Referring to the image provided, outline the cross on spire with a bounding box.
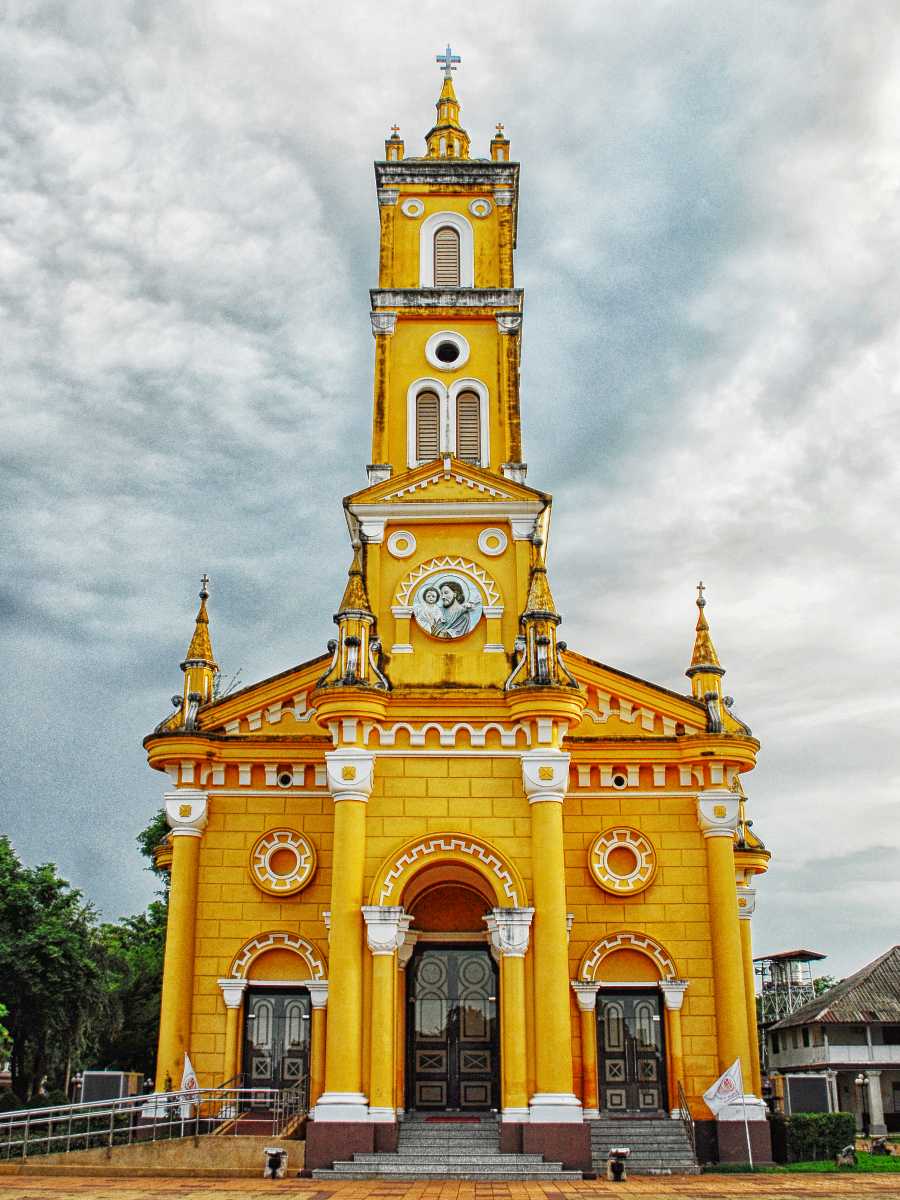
[696,580,706,607]
[436,44,461,79]
[390,124,400,137]
[200,573,210,598]
[495,122,505,136]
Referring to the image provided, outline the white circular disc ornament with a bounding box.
[478,528,508,557]
[401,198,425,218]
[387,530,417,559]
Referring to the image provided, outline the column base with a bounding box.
[582,1107,599,1119]
[501,1107,530,1123]
[305,1120,375,1171]
[529,1092,583,1123]
[368,1105,396,1123]
[311,1091,370,1122]
[715,1095,768,1122]
[716,1113,773,1165]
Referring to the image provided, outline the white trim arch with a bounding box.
[449,378,490,467]
[420,211,474,287]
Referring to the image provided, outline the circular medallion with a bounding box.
[412,571,483,640]
[387,530,417,559]
[401,198,425,218]
[469,198,493,218]
[477,527,508,557]
[588,828,657,896]
[249,829,317,896]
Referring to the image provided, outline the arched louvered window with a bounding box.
[415,390,441,462]
[455,390,481,464]
[433,226,461,287]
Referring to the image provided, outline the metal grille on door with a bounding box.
[243,990,311,1095]
[597,990,666,1113]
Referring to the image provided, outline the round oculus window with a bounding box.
[588,828,657,896]
[425,330,470,371]
[249,829,317,896]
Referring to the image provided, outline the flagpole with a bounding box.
[742,1090,753,1170]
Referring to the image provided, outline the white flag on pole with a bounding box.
[179,1052,199,1118]
[702,1058,743,1115]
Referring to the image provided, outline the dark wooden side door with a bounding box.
[408,946,498,1111]
[597,990,667,1113]
[243,989,310,1093]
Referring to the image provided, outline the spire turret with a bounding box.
[685,581,725,704]
[316,543,388,691]
[426,46,470,159]
[180,575,217,726]
[505,538,579,692]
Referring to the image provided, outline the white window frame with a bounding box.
[407,377,489,469]
[420,211,474,288]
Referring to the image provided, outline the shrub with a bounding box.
[784,1112,857,1162]
[0,1091,23,1113]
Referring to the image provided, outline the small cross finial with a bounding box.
[696,580,706,607]
[390,124,400,137]
[200,574,210,599]
[495,122,505,137]
[436,44,461,80]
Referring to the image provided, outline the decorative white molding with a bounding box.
[377,187,399,206]
[521,749,570,805]
[164,790,208,838]
[377,834,523,906]
[529,1093,582,1123]
[366,463,392,485]
[359,518,386,543]
[659,979,689,1011]
[325,748,375,802]
[365,720,529,749]
[496,313,522,334]
[478,527,508,557]
[401,197,424,217]
[396,556,500,607]
[697,789,740,839]
[580,932,677,982]
[370,311,397,336]
[487,906,534,957]
[419,210,474,287]
[736,885,757,920]
[229,931,326,981]
[312,1092,370,1122]
[494,188,514,206]
[588,827,657,895]
[379,471,517,504]
[387,530,416,559]
[571,981,600,1012]
[509,516,537,541]
[397,933,418,970]
[306,980,329,1009]
[362,905,412,955]
[238,764,252,786]
[218,978,248,1009]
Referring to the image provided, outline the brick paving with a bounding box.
[1,1177,900,1199]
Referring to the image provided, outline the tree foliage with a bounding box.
[0,837,110,1098]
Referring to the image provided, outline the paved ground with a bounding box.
[1,1177,900,1199]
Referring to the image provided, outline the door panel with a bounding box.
[408,947,498,1111]
[243,990,311,1094]
[597,990,666,1113]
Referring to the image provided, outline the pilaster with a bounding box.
[571,983,600,1118]
[363,907,411,1122]
[659,980,689,1114]
[489,907,534,1120]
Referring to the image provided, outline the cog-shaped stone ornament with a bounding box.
[588,827,657,895]
[249,829,317,896]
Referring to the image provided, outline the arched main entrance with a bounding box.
[368,833,529,1115]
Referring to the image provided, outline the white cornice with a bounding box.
[347,500,543,523]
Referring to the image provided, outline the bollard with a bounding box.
[263,1146,288,1179]
[606,1146,630,1182]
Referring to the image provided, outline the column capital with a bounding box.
[325,748,375,802]
[659,978,689,1010]
[866,1069,882,1078]
[306,980,329,1009]
[377,187,399,206]
[697,789,740,838]
[487,907,534,957]
[217,978,248,1009]
[571,981,600,1012]
[496,312,522,334]
[521,749,570,804]
[736,885,756,919]
[164,790,208,837]
[397,932,418,970]
[362,905,412,955]
[370,311,397,336]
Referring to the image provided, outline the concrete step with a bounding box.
[314,1167,581,1180]
[349,1153,552,1165]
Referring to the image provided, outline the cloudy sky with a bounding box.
[2,1,898,980]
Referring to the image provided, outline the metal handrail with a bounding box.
[0,1083,308,1161]
[677,1080,696,1159]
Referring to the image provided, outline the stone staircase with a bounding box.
[312,1114,582,1180]
[589,1116,699,1175]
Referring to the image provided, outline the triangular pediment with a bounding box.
[347,458,547,508]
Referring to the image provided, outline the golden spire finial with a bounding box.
[338,542,371,613]
[689,580,721,669]
[426,45,470,159]
[184,575,216,666]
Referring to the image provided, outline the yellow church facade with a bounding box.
[145,56,771,1170]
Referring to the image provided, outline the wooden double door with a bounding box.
[243,989,310,1092]
[407,946,499,1111]
[597,990,667,1113]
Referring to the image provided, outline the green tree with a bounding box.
[0,837,110,1098]
[813,975,839,996]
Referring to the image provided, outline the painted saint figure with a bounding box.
[432,579,476,639]
[417,586,442,635]
[412,573,482,639]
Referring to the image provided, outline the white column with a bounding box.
[867,1070,886,1135]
